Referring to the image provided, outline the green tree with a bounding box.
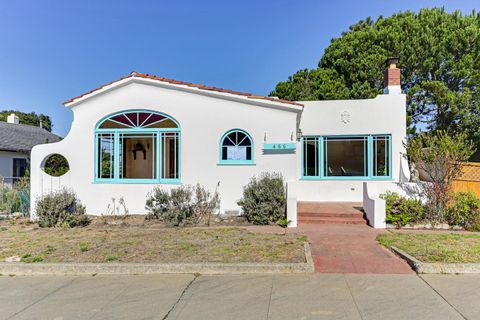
[0,110,52,132]
[271,8,480,138]
[406,130,475,223]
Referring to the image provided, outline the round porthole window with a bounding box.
[42,154,69,177]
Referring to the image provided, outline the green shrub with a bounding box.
[380,191,425,228]
[277,218,291,235]
[446,192,480,231]
[105,254,119,262]
[191,183,220,226]
[79,242,90,252]
[4,190,20,214]
[35,188,90,228]
[20,254,43,263]
[237,172,286,225]
[145,184,220,227]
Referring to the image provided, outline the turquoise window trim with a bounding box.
[301,136,321,177]
[93,110,181,184]
[93,178,181,185]
[300,177,394,182]
[96,128,181,133]
[114,132,120,180]
[218,128,254,165]
[96,109,181,130]
[217,162,256,166]
[301,134,392,181]
[372,135,392,179]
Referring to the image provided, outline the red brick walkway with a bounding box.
[246,222,414,274]
[297,224,414,274]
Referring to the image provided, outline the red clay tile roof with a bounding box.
[63,72,303,107]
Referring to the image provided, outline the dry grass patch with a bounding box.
[377,232,480,263]
[0,222,306,264]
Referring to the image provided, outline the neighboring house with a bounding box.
[0,114,60,183]
[30,58,410,227]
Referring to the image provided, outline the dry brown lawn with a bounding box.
[0,218,307,264]
[377,232,480,263]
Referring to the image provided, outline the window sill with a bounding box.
[93,179,181,185]
[217,163,256,166]
[300,177,393,181]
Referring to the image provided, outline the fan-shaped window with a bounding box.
[219,129,254,165]
[95,110,180,183]
[98,111,178,129]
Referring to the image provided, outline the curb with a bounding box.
[391,246,480,274]
[0,243,314,276]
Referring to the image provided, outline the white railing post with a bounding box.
[286,181,298,227]
[363,182,386,229]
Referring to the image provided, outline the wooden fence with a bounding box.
[451,162,480,197]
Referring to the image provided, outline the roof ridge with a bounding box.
[64,72,303,107]
[0,120,52,132]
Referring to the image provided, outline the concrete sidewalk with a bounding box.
[0,273,477,319]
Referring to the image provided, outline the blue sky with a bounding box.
[0,0,478,136]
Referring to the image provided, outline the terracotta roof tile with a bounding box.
[64,72,303,107]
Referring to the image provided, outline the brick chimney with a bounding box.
[383,57,401,94]
[7,113,19,124]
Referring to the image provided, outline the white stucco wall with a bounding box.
[31,80,300,217]
[0,151,29,180]
[297,93,408,202]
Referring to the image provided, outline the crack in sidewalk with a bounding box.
[418,275,468,320]
[6,277,78,320]
[343,275,365,320]
[265,277,274,320]
[161,274,199,320]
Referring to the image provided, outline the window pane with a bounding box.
[162,133,179,179]
[120,133,157,179]
[303,138,318,176]
[237,132,247,145]
[125,112,138,126]
[226,132,237,145]
[144,118,177,129]
[246,146,252,160]
[324,137,367,177]
[110,114,134,127]
[226,146,247,160]
[13,158,27,178]
[99,119,131,129]
[98,134,115,179]
[373,136,390,177]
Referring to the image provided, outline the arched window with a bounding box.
[95,110,180,183]
[219,129,254,165]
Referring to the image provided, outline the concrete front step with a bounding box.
[298,212,364,218]
[298,217,368,225]
[297,201,367,225]
[298,202,363,212]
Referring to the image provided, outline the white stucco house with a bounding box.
[30,58,410,227]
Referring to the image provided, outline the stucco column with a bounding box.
[286,180,297,227]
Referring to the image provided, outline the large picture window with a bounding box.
[95,110,180,183]
[324,137,368,177]
[302,135,391,179]
[219,129,253,165]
